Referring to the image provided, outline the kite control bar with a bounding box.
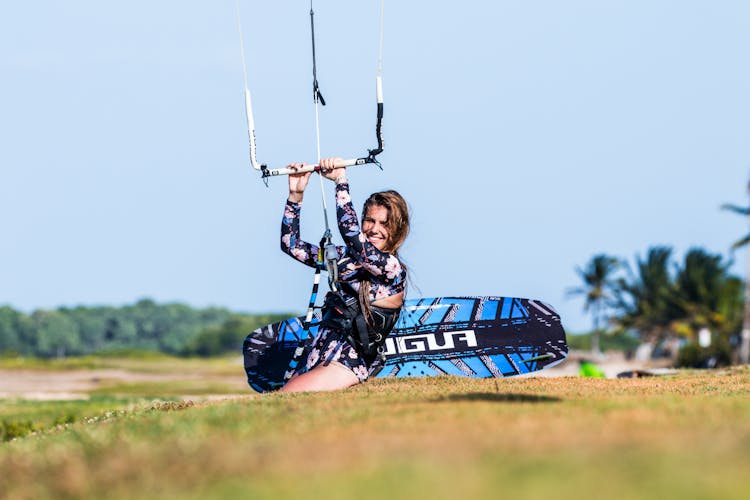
[239,1,385,181]
[243,75,384,179]
[259,155,381,178]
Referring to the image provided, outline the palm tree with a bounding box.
[675,248,739,340]
[615,246,677,345]
[568,254,621,355]
[722,178,750,364]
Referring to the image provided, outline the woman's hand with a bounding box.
[320,157,347,184]
[287,163,312,203]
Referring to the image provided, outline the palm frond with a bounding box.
[721,203,750,216]
[730,234,750,250]
[565,286,587,298]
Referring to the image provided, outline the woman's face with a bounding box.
[362,205,390,251]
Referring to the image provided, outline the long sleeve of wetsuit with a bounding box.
[334,182,405,285]
[280,199,319,269]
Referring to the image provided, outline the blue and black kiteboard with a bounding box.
[243,296,568,393]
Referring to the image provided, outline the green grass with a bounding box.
[0,396,140,441]
[1,364,750,499]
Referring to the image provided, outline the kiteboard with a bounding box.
[243,296,568,393]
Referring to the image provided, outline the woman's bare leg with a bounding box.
[280,362,359,393]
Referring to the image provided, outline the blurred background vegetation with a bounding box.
[568,176,750,369]
[0,298,290,359]
[570,245,743,368]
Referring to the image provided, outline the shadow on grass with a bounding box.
[433,392,562,403]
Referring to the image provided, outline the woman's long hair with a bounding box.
[358,190,410,320]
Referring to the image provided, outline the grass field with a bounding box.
[1,357,749,499]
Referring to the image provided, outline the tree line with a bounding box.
[570,246,743,366]
[0,298,291,358]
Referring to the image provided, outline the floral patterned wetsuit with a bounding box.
[281,182,406,381]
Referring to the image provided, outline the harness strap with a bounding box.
[320,292,399,365]
[354,313,372,361]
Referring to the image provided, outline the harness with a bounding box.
[321,291,399,366]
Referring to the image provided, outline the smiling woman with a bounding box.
[279,157,410,392]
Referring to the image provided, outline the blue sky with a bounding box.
[2,1,749,332]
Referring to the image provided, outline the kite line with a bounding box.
[236,1,385,179]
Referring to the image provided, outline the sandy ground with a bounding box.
[0,368,247,401]
[0,351,673,401]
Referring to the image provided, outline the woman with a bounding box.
[280,157,409,392]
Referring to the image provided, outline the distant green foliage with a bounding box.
[573,247,743,354]
[0,299,292,358]
[0,305,28,354]
[567,254,621,354]
[183,313,291,357]
[677,339,733,368]
[568,330,641,353]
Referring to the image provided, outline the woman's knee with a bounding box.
[280,363,359,392]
